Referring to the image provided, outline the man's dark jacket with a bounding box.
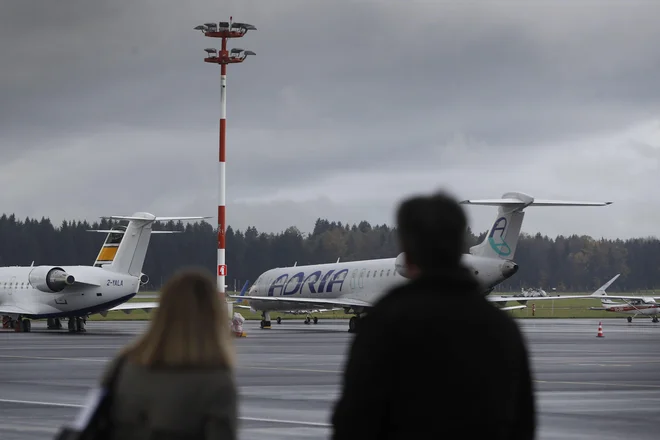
[331,265,535,440]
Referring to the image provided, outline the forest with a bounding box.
[0,213,657,292]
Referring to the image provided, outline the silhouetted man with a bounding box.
[331,191,535,440]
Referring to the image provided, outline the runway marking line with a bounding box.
[575,363,632,367]
[0,355,339,373]
[534,380,660,388]
[0,399,330,427]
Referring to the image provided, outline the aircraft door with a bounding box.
[7,276,16,306]
[358,269,365,289]
[350,270,357,292]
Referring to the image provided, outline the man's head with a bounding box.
[396,191,468,277]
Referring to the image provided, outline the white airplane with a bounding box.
[0,212,206,333]
[586,275,660,323]
[487,273,622,309]
[229,191,612,332]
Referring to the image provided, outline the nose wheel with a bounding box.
[260,311,272,329]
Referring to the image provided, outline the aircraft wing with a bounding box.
[228,295,372,310]
[233,303,342,313]
[0,304,35,315]
[586,295,660,301]
[487,295,592,303]
[102,301,159,315]
[499,305,527,311]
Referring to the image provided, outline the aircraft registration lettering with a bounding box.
[268,269,348,296]
[106,279,124,287]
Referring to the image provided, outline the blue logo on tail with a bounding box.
[488,217,511,257]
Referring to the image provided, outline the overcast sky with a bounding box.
[2,0,659,240]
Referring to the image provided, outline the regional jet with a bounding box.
[229,191,612,332]
[0,212,206,333]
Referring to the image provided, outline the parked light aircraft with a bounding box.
[0,212,206,333]
[586,275,660,322]
[229,191,612,332]
[487,273,622,309]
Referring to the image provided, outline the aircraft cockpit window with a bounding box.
[380,270,384,277]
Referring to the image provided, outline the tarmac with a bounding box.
[1,318,660,440]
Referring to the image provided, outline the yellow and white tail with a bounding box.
[88,213,209,277]
[460,192,612,261]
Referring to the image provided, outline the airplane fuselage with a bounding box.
[245,253,518,312]
[0,265,139,319]
[603,302,660,316]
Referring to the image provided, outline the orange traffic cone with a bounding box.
[597,321,604,337]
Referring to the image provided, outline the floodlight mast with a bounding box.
[195,17,256,295]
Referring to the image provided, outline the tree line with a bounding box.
[0,213,656,292]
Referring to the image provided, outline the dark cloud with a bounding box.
[1,1,660,239]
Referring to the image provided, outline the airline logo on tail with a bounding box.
[488,217,511,257]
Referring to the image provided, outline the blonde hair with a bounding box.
[121,267,235,369]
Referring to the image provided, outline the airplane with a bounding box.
[0,212,206,333]
[486,273,622,309]
[228,191,612,332]
[586,275,660,323]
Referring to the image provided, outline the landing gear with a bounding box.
[260,311,271,329]
[68,317,87,333]
[304,315,319,325]
[276,317,282,324]
[627,316,633,323]
[348,315,363,333]
[5,317,32,332]
[47,318,63,329]
[653,317,659,323]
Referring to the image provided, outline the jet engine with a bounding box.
[28,266,75,293]
[394,253,410,279]
[139,273,149,285]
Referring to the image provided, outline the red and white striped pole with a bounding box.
[195,19,256,295]
[218,35,228,294]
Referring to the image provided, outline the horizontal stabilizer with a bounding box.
[460,198,612,207]
[87,230,181,234]
[100,215,210,221]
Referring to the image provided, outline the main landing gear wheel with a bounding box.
[627,317,633,323]
[47,318,63,329]
[653,317,659,323]
[68,317,87,333]
[349,316,362,333]
[10,318,31,332]
[304,316,319,325]
[276,317,282,324]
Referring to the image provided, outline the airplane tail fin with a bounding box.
[460,192,612,261]
[231,281,250,305]
[590,273,620,305]
[88,214,209,277]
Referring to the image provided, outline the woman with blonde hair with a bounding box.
[95,267,237,439]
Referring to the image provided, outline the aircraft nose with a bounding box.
[502,260,519,278]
